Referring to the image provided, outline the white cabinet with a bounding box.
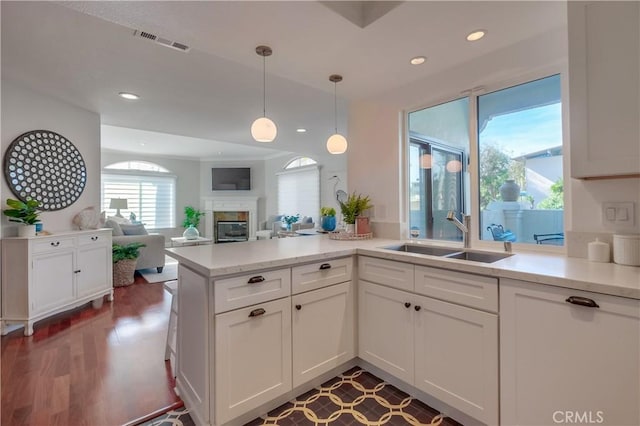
[359,280,415,384]
[215,297,292,425]
[501,279,640,426]
[292,281,354,388]
[1,230,113,336]
[569,1,640,178]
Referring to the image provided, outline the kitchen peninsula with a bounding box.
[167,236,640,426]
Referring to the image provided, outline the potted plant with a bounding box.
[112,242,146,287]
[282,214,300,231]
[320,207,337,231]
[339,192,372,232]
[183,206,205,240]
[3,198,41,237]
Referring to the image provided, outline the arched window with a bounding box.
[102,161,176,228]
[277,157,319,221]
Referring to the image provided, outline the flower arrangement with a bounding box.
[339,192,372,224]
[282,214,300,228]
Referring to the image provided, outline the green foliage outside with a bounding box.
[479,144,525,210]
[538,179,564,210]
[183,206,205,228]
[3,198,41,225]
[112,242,146,263]
[339,192,372,224]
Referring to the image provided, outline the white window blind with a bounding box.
[277,166,320,221]
[102,171,176,228]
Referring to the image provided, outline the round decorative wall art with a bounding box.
[3,130,87,211]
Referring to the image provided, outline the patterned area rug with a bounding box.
[142,368,461,426]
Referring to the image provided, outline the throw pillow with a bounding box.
[107,215,130,225]
[120,223,148,236]
[105,219,124,236]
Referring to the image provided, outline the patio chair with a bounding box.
[487,224,516,242]
[534,233,564,245]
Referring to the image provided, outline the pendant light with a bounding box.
[326,74,347,154]
[251,45,277,142]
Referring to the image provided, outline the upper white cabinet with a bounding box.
[569,1,640,178]
[501,279,640,426]
[1,230,113,336]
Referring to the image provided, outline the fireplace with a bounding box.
[216,221,248,243]
[202,197,258,241]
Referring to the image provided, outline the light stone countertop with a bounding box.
[166,235,640,300]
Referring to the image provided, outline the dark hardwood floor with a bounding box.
[1,274,181,426]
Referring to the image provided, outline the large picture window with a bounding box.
[102,161,176,228]
[277,158,319,220]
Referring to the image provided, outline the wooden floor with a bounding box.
[1,274,181,426]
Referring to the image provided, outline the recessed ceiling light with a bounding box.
[466,30,486,42]
[118,92,140,100]
[410,56,426,65]
[140,143,146,146]
[296,128,307,133]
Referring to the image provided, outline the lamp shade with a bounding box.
[326,133,347,155]
[109,198,128,210]
[251,117,277,142]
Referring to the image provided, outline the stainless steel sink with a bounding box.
[383,244,460,257]
[444,250,513,263]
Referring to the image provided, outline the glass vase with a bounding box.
[183,224,200,240]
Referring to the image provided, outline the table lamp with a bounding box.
[109,198,128,218]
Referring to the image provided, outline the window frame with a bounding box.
[403,65,568,253]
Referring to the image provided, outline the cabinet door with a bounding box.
[32,251,75,315]
[215,297,292,425]
[569,1,640,177]
[413,294,498,425]
[501,279,640,426]
[358,280,414,384]
[292,281,354,388]
[76,244,111,298]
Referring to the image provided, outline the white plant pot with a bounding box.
[18,224,36,237]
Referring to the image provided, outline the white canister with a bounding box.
[613,234,640,266]
[588,238,610,263]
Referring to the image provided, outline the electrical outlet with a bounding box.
[602,202,635,229]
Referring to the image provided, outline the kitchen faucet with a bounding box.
[446,210,471,249]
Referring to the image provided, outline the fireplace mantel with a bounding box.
[202,197,258,241]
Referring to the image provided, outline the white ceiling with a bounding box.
[1,1,567,160]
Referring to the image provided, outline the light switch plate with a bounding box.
[602,202,635,229]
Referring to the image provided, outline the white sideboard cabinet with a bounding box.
[569,1,640,178]
[501,279,640,426]
[1,229,113,336]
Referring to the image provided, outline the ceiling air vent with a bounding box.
[133,30,191,53]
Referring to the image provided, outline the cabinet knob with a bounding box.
[404,302,411,309]
[247,275,265,284]
[91,236,99,241]
[295,304,302,310]
[74,269,81,274]
[414,305,421,311]
[248,308,266,318]
[566,296,599,308]
[50,241,60,247]
[319,263,332,270]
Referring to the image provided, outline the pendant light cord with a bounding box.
[262,54,266,117]
[333,81,338,133]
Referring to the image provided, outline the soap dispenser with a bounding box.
[588,238,610,263]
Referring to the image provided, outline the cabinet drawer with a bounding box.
[214,268,290,313]
[291,257,352,294]
[358,256,414,292]
[77,232,110,246]
[414,265,497,312]
[32,237,75,254]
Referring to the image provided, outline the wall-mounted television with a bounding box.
[211,167,251,190]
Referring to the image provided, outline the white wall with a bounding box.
[1,79,101,235]
[101,150,201,239]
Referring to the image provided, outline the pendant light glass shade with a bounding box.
[251,117,277,142]
[252,45,277,143]
[327,133,347,154]
[327,74,347,154]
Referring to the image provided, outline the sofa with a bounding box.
[105,219,166,273]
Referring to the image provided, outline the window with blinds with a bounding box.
[277,165,319,221]
[101,170,176,228]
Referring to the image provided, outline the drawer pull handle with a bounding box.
[319,263,332,270]
[249,308,266,318]
[404,302,411,309]
[566,296,599,308]
[50,241,60,247]
[295,304,302,310]
[414,305,422,311]
[74,270,81,274]
[248,276,265,284]
[91,236,99,241]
